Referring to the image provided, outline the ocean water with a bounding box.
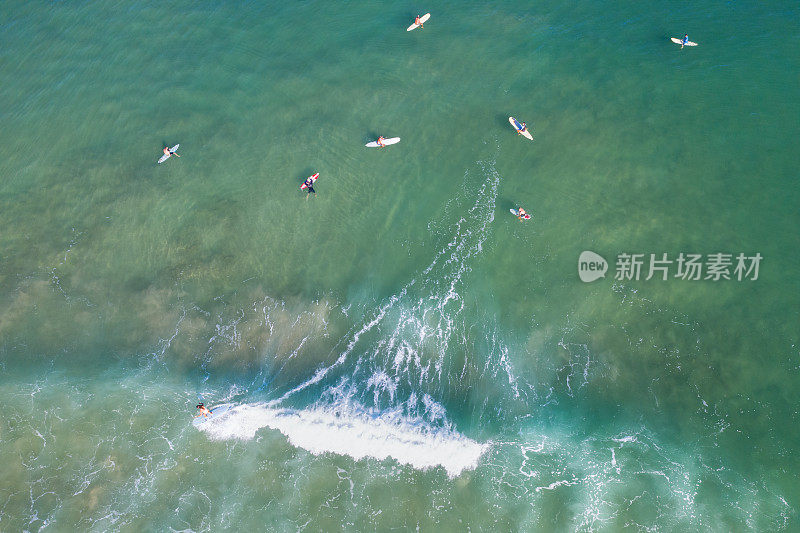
[1,0,799,530]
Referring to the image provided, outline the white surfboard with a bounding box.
[192,403,234,427]
[509,117,533,140]
[365,137,401,148]
[407,13,430,31]
[671,37,698,46]
[300,172,319,189]
[158,144,179,163]
[510,208,531,220]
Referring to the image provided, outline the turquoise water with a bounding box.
[2,1,799,530]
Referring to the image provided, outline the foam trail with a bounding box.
[198,403,488,478]
[268,285,412,406]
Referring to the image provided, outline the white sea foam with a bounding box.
[199,403,488,478]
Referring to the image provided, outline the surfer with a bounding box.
[517,122,528,136]
[377,136,386,148]
[163,145,180,158]
[517,207,529,221]
[681,34,689,49]
[196,403,212,418]
[303,175,316,198]
[415,15,424,29]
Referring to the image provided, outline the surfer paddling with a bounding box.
[195,403,212,418]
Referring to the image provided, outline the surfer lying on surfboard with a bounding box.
[196,403,212,418]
